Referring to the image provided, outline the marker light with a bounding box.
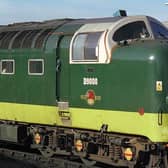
[34,133,41,144]
[75,140,83,152]
[124,148,133,161]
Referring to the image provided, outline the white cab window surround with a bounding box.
[1,59,15,75]
[106,16,153,50]
[72,32,102,62]
[70,16,153,64]
[70,22,113,64]
[112,21,150,42]
[28,59,44,75]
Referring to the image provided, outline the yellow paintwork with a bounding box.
[0,102,59,125]
[0,102,168,142]
[71,108,168,142]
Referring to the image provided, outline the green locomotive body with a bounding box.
[0,15,168,167]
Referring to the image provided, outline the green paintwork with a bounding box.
[57,35,72,101]
[0,49,56,105]
[69,40,168,114]
[0,23,82,106]
[0,18,168,143]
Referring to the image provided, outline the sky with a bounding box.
[0,0,168,25]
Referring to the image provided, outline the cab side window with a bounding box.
[113,21,149,42]
[28,59,44,75]
[1,60,15,75]
[72,32,102,61]
[149,18,168,39]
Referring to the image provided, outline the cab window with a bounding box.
[113,21,149,42]
[28,59,44,75]
[72,32,102,61]
[149,17,168,39]
[1,60,15,75]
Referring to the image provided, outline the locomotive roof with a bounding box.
[0,15,151,50]
[0,16,124,32]
[0,19,72,32]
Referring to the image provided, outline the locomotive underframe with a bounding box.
[0,121,167,168]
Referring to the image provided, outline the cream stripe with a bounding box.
[0,102,167,142]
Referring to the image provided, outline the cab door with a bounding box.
[56,35,72,126]
[56,35,71,101]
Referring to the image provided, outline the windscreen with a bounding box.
[113,21,149,42]
[148,17,168,39]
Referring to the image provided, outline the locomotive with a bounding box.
[0,12,168,167]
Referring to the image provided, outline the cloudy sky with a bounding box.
[0,0,168,25]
